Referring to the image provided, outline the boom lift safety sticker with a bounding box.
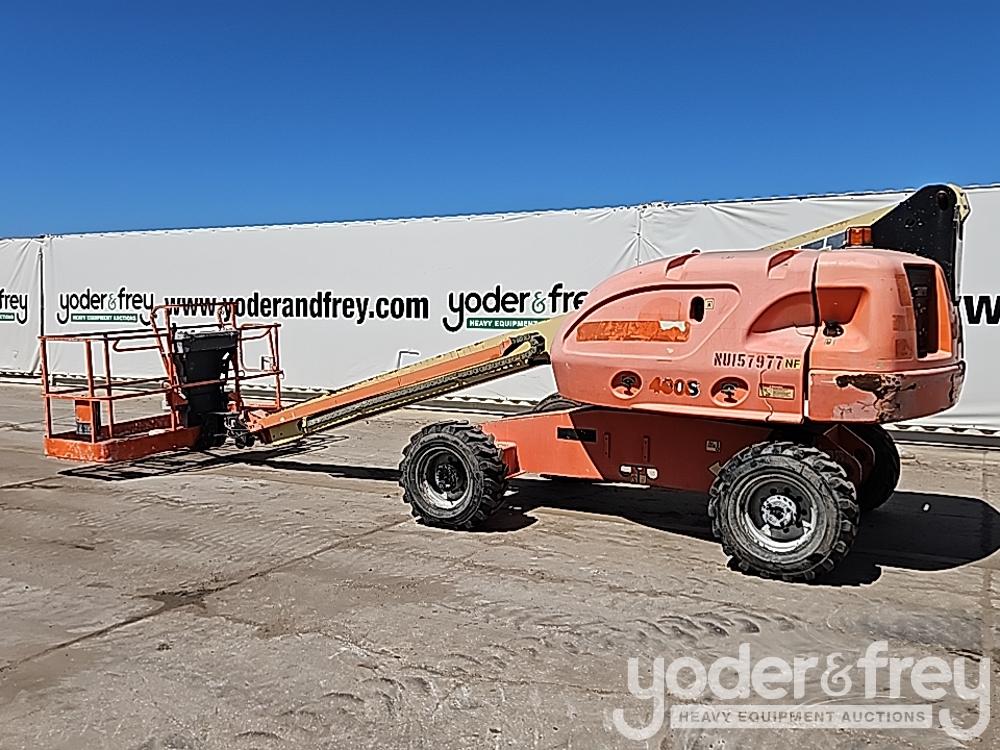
[759,383,796,400]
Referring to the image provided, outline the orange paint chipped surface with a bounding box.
[576,320,690,343]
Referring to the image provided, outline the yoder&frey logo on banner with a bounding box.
[0,289,29,325]
[442,283,588,332]
[56,287,155,325]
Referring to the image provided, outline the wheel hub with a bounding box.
[415,446,471,511]
[741,477,817,553]
[434,462,461,492]
[761,494,798,529]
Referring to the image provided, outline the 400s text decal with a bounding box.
[649,377,700,397]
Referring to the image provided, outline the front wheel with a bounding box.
[399,421,508,529]
[708,441,859,582]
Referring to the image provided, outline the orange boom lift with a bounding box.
[39,185,968,580]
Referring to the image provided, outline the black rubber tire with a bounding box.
[193,415,227,450]
[530,393,581,413]
[708,440,860,582]
[850,424,900,512]
[399,421,508,529]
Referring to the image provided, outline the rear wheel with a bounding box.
[850,424,900,512]
[708,441,859,582]
[399,421,508,528]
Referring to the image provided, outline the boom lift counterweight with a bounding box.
[39,185,969,581]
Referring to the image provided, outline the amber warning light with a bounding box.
[846,226,873,247]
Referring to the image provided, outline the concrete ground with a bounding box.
[1,381,999,750]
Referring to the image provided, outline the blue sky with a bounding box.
[2,1,998,236]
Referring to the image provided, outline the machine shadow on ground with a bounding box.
[57,437,342,481]
[502,480,1000,586]
[61,440,1000,587]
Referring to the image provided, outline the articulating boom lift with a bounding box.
[40,185,969,581]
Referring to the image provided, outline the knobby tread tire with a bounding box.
[851,424,901,512]
[708,440,859,583]
[399,421,508,529]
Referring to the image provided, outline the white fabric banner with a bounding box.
[0,238,42,374]
[638,192,907,259]
[932,187,1000,428]
[44,207,639,399]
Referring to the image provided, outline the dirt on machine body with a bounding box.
[38,184,968,582]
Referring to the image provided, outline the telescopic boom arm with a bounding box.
[245,317,565,444]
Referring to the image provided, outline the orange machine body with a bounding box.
[548,246,963,426]
[482,244,963,493]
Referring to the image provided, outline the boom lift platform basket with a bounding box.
[39,305,283,462]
